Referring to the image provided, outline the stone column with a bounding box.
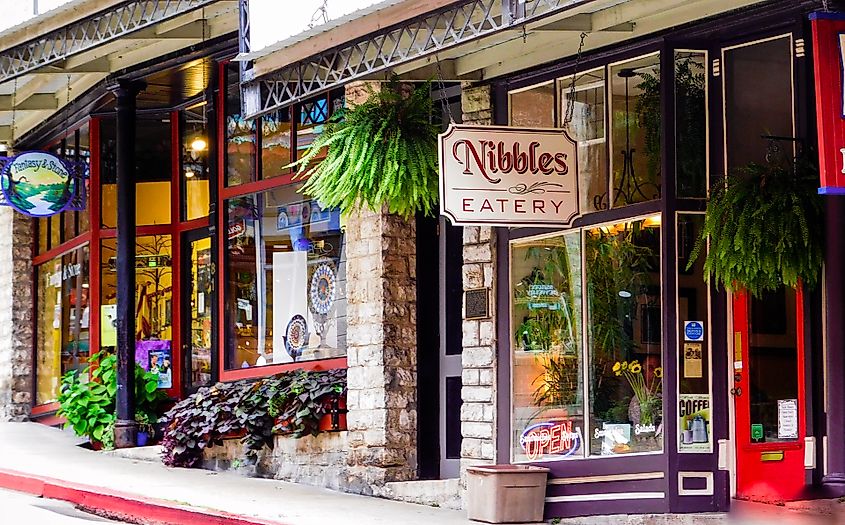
[344,81,418,494]
[459,84,499,481]
[0,207,33,421]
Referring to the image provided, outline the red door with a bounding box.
[731,287,806,502]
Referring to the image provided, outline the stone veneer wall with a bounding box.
[0,207,34,421]
[342,81,418,494]
[459,83,499,479]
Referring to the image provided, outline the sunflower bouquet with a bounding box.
[612,360,663,426]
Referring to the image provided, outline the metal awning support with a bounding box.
[0,0,219,84]
[241,0,606,118]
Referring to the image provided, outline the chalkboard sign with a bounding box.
[465,288,490,320]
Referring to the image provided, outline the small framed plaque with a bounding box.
[465,288,490,320]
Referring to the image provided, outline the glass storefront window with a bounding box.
[100,117,173,228]
[182,104,211,221]
[560,68,609,212]
[100,236,173,384]
[675,52,708,199]
[586,217,662,455]
[224,183,347,368]
[511,232,585,462]
[35,245,90,405]
[261,109,292,179]
[225,62,256,186]
[509,82,555,127]
[610,54,661,206]
[509,216,663,462]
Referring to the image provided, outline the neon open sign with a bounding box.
[519,420,582,460]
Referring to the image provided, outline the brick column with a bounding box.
[459,84,499,479]
[343,81,418,494]
[0,207,34,421]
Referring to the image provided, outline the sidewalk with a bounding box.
[0,422,841,525]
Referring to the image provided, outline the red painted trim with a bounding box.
[176,217,210,232]
[0,469,288,525]
[219,358,347,382]
[220,172,298,200]
[97,225,173,239]
[30,402,60,416]
[217,60,228,378]
[32,234,92,266]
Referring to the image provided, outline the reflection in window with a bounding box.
[261,109,292,179]
[509,82,555,127]
[100,236,174,388]
[586,217,662,455]
[182,104,211,221]
[675,52,708,199]
[511,233,584,462]
[610,54,661,206]
[226,62,256,186]
[35,246,90,405]
[225,183,347,368]
[560,68,609,212]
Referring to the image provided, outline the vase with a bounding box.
[137,431,149,447]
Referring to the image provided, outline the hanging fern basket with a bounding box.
[292,79,439,219]
[689,158,824,297]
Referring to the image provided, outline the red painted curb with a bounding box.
[0,468,288,525]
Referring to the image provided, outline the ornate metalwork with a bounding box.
[243,0,589,118]
[0,0,218,84]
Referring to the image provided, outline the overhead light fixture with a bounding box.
[643,215,661,228]
[0,143,8,153]
[190,137,207,152]
[185,170,195,179]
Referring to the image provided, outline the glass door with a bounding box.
[182,229,215,394]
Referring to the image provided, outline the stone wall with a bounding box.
[460,84,499,479]
[0,207,34,422]
[342,81,419,495]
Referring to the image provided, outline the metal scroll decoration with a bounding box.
[0,151,88,217]
[284,315,308,361]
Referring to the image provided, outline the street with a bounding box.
[0,488,124,524]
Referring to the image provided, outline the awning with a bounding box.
[240,0,768,120]
[0,0,238,146]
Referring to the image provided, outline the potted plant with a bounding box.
[292,77,439,219]
[688,154,824,295]
[135,412,155,447]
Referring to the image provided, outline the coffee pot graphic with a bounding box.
[691,415,709,443]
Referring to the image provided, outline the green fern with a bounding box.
[292,78,439,219]
[688,156,824,296]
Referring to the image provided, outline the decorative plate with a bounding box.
[309,263,336,315]
[284,315,308,361]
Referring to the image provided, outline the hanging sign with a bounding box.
[811,12,845,194]
[0,151,79,217]
[438,124,579,227]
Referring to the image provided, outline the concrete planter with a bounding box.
[466,464,549,523]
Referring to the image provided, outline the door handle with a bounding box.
[730,387,742,397]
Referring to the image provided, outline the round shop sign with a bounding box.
[684,321,704,342]
[1,151,74,217]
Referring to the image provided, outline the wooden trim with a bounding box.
[219,357,347,382]
[32,234,92,266]
[30,402,60,416]
[220,172,298,200]
[217,60,228,376]
[252,0,457,78]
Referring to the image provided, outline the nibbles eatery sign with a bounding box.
[438,125,579,227]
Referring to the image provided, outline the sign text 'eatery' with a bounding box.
[438,125,580,227]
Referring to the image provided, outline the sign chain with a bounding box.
[563,32,589,128]
[435,54,456,124]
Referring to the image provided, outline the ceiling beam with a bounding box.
[0,94,57,111]
[123,19,208,40]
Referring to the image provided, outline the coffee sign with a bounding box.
[438,125,579,227]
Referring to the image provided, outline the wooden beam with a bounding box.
[0,94,57,111]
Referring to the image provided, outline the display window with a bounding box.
[35,245,91,405]
[510,215,663,462]
[224,183,347,369]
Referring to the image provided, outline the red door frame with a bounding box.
[731,286,807,502]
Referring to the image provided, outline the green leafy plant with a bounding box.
[57,349,166,449]
[293,78,439,219]
[688,157,824,296]
[161,369,346,468]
